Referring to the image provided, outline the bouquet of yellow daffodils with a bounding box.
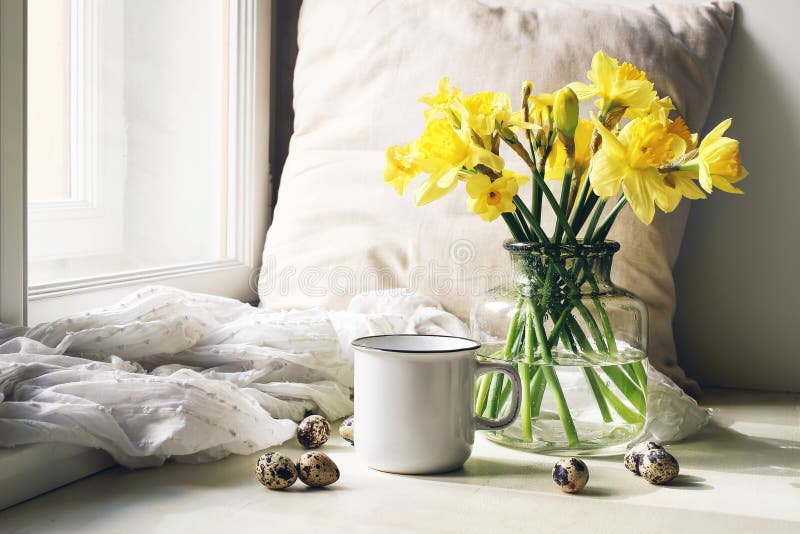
[384,51,746,447]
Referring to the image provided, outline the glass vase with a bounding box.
[472,241,648,455]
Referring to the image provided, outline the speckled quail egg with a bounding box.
[639,448,680,485]
[339,415,354,445]
[624,441,664,475]
[297,451,340,488]
[255,452,298,490]
[296,415,331,449]
[552,457,589,493]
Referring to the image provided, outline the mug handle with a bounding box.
[473,360,522,431]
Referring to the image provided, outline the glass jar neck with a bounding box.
[505,241,618,295]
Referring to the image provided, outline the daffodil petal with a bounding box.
[465,173,491,197]
[567,82,598,101]
[610,80,654,109]
[591,114,626,160]
[587,150,623,197]
[698,160,714,194]
[704,118,732,142]
[414,173,458,205]
[590,51,617,95]
[465,148,505,173]
[621,170,656,224]
[435,165,461,189]
[710,175,745,194]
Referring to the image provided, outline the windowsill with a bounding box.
[0,443,113,510]
[1,388,798,531]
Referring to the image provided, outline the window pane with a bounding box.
[27,0,69,202]
[27,0,230,286]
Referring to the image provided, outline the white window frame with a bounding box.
[27,0,122,263]
[25,0,272,325]
[0,0,272,509]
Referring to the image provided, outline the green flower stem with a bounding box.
[474,373,493,416]
[587,277,618,354]
[601,365,646,414]
[529,167,578,245]
[502,133,576,245]
[593,373,645,424]
[592,196,628,243]
[519,309,536,441]
[567,171,592,222]
[552,262,646,413]
[503,300,524,357]
[566,317,646,415]
[575,192,600,235]
[496,377,513,414]
[582,367,614,423]
[583,198,608,244]
[588,286,645,388]
[475,348,504,415]
[572,322,644,423]
[475,300,523,415]
[532,169,543,224]
[513,196,549,243]
[529,365,547,418]
[559,326,613,423]
[554,164,575,244]
[582,209,651,399]
[545,260,611,355]
[559,320,617,424]
[529,299,579,446]
[621,364,640,386]
[518,363,534,440]
[546,307,573,347]
[501,212,528,242]
[632,361,648,388]
[578,302,610,353]
[485,364,546,422]
[538,255,606,356]
[485,371,507,418]
[515,211,534,241]
[533,136,554,225]
[484,304,524,418]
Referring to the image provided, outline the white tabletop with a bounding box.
[2,389,799,534]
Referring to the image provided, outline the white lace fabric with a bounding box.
[0,286,707,468]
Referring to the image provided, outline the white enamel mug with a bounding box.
[351,334,522,474]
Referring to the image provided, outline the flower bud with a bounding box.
[553,87,579,138]
[522,80,534,100]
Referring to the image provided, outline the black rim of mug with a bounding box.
[351,334,481,354]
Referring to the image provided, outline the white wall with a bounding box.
[672,0,800,392]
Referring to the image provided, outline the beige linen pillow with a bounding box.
[259,0,734,396]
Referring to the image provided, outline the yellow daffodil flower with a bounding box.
[466,170,528,221]
[419,77,463,121]
[667,116,694,149]
[384,142,422,195]
[545,119,594,186]
[590,116,686,224]
[655,170,707,213]
[678,118,748,194]
[413,118,505,205]
[553,87,580,138]
[527,91,555,128]
[569,51,658,117]
[626,95,675,122]
[459,91,513,136]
